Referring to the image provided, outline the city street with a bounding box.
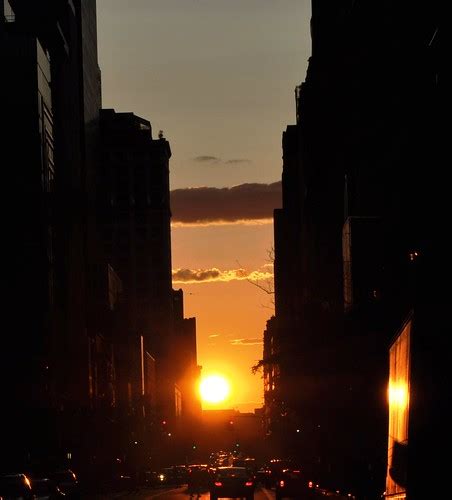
[3,2,444,499]
[86,485,274,500]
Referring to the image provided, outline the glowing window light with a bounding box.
[388,382,409,409]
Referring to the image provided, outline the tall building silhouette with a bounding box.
[2,0,201,475]
[99,109,173,352]
[98,110,199,444]
[172,288,202,422]
[2,0,114,469]
[265,1,445,497]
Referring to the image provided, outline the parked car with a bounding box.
[210,466,255,500]
[30,478,65,499]
[0,473,35,500]
[47,470,79,498]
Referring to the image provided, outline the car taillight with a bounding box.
[245,482,253,487]
[279,480,285,488]
[214,482,223,487]
[308,481,313,488]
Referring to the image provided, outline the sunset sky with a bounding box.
[97,0,311,413]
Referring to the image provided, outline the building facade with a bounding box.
[264,1,445,497]
[98,110,201,465]
[2,0,115,470]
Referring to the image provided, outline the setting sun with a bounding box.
[199,375,231,404]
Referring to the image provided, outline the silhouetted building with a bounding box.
[172,288,202,421]
[262,316,278,438]
[2,0,113,470]
[201,410,264,459]
[266,1,445,497]
[98,109,180,435]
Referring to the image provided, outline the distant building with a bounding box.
[201,409,264,459]
[99,109,184,431]
[99,109,171,427]
[172,289,202,421]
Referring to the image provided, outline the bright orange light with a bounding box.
[199,374,230,403]
[388,382,409,409]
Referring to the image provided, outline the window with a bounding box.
[4,0,15,22]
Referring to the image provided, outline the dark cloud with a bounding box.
[193,155,221,163]
[170,181,282,226]
[230,338,263,346]
[172,268,221,283]
[192,156,251,165]
[225,159,251,164]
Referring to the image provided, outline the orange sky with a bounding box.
[96,0,311,413]
[171,222,275,413]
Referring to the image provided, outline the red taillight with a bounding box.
[214,482,223,487]
[308,481,313,488]
[279,480,285,488]
[245,482,253,487]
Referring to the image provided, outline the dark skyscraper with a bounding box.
[98,109,177,419]
[2,0,115,469]
[98,110,201,466]
[3,1,200,470]
[265,1,444,497]
[99,110,173,349]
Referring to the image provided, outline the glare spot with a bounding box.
[199,375,230,403]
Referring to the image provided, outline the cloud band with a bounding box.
[172,267,273,284]
[170,181,281,226]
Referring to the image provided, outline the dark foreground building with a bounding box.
[2,1,201,476]
[1,0,110,469]
[264,1,446,499]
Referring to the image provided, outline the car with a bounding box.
[30,478,65,499]
[274,468,316,500]
[142,470,163,486]
[187,465,211,496]
[47,470,79,498]
[0,473,35,499]
[160,465,189,486]
[232,458,256,475]
[172,465,189,484]
[257,459,294,488]
[210,466,255,500]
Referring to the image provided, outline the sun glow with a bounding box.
[199,374,231,404]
